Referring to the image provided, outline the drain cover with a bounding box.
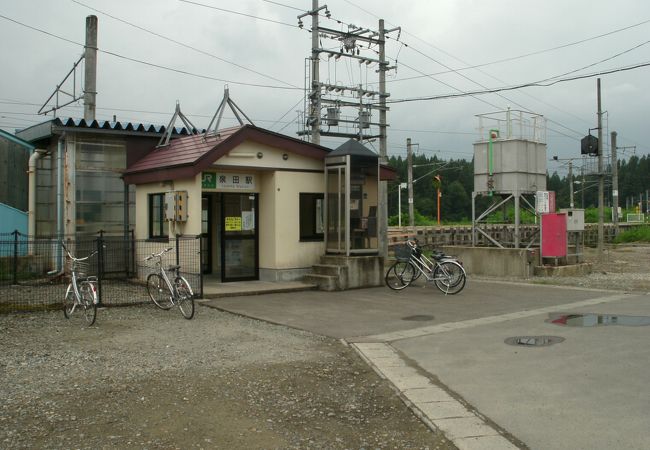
[402,315,434,322]
[504,336,565,347]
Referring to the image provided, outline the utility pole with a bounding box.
[568,160,574,209]
[309,0,320,145]
[83,15,98,121]
[597,78,604,257]
[407,138,414,231]
[611,131,619,235]
[377,19,388,257]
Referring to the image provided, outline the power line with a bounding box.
[383,61,650,104]
[0,13,302,91]
[71,0,299,88]
[342,0,626,143]
[261,0,304,12]
[382,18,650,83]
[179,0,297,27]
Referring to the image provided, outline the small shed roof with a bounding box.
[328,139,378,158]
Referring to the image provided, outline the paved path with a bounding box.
[202,280,650,450]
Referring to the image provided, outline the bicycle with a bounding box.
[385,239,467,294]
[61,242,99,326]
[144,247,195,319]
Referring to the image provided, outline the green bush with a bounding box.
[613,226,650,243]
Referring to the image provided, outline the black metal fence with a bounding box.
[0,231,202,314]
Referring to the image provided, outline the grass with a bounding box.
[613,225,650,244]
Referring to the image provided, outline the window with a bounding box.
[149,193,168,239]
[76,140,133,234]
[300,193,324,241]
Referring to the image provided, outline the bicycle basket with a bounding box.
[71,260,91,279]
[393,244,412,261]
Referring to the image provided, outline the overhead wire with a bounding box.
[383,61,650,104]
[341,0,635,142]
[179,0,296,27]
[71,0,299,88]
[0,13,302,91]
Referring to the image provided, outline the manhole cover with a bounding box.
[504,336,565,347]
[401,315,434,322]
[546,313,650,327]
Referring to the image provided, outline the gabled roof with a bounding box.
[123,124,332,185]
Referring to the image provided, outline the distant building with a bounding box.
[0,128,34,234]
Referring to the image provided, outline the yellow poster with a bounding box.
[225,216,242,231]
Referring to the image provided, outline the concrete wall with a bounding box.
[440,246,539,278]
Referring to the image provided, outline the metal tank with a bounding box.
[473,109,547,194]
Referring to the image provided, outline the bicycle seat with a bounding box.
[167,265,181,271]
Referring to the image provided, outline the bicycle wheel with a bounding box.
[63,283,75,319]
[175,276,195,320]
[147,273,174,310]
[433,260,466,295]
[79,282,98,326]
[385,261,417,290]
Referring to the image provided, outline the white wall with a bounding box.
[133,138,326,279]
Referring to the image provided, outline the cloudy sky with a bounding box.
[2,0,650,176]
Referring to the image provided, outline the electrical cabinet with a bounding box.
[559,208,584,232]
[541,212,567,258]
[164,191,188,222]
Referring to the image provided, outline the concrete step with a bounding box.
[311,263,345,277]
[303,273,340,291]
[200,280,317,299]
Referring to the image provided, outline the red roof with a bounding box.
[123,124,397,184]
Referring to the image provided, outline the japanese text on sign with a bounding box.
[202,172,255,190]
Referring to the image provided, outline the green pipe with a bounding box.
[488,129,498,196]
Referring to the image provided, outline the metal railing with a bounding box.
[0,231,202,314]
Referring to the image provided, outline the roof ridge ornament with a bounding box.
[157,101,198,147]
[204,86,255,139]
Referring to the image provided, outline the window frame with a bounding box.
[148,193,168,240]
[299,192,324,242]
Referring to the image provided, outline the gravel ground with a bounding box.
[0,303,454,450]
[2,244,646,449]
[528,243,650,291]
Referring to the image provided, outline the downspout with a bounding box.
[53,134,66,273]
[28,149,47,240]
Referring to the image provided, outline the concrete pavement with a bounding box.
[200,280,650,450]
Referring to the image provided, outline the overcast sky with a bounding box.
[2,0,650,176]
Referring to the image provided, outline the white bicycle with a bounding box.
[144,247,195,320]
[62,242,99,326]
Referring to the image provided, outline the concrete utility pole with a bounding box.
[309,0,320,145]
[377,19,388,257]
[568,160,574,209]
[407,138,415,230]
[597,78,604,257]
[83,15,98,121]
[611,131,619,235]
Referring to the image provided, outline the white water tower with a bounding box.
[472,109,547,248]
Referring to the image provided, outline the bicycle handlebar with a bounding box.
[60,241,99,261]
[143,247,174,262]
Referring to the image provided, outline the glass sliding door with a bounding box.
[221,193,258,281]
[326,165,347,254]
